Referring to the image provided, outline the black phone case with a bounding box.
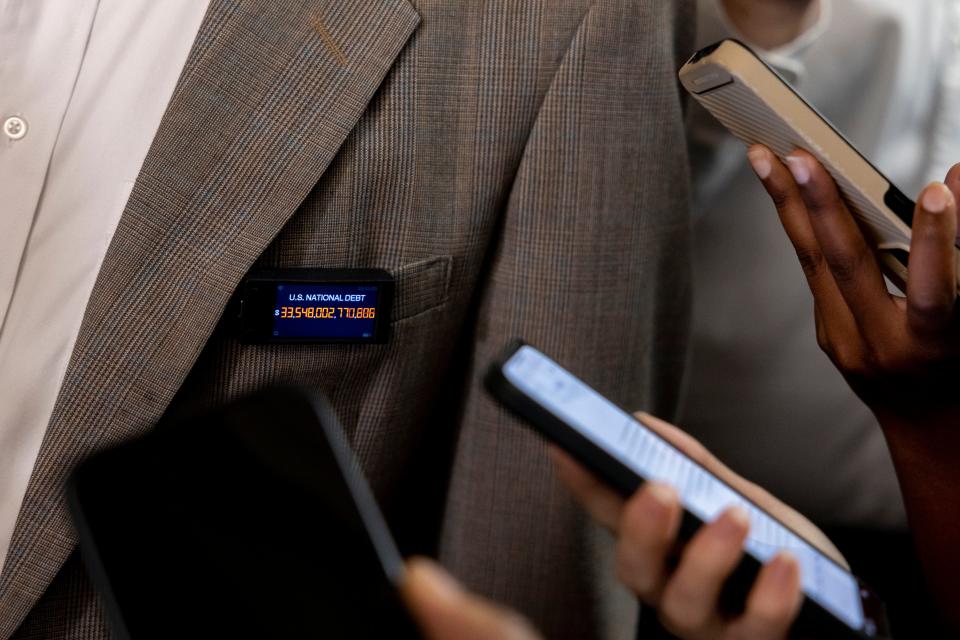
[67,387,420,640]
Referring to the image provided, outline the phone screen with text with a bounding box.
[502,345,867,633]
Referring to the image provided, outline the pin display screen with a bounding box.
[237,269,393,344]
[273,284,380,340]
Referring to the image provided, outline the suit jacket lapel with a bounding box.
[0,0,419,633]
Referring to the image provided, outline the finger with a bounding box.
[658,507,751,637]
[784,150,897,341]
[549,445,624,532]
[727,553,803,640]
[944,163,960,244]
[748,146,842,304]
[815,309,828,350]
[907,183,958,335]
[748,145,861,344]
[402,558,542,640]
[615,482,682,602]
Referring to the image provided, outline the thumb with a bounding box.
[401,558,542,640]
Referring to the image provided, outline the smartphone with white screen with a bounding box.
[679,38,960,296]
[485,340,890,639]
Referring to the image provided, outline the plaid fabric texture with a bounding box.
[0,0,694,637]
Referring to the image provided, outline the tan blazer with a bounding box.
[0,0,694,637]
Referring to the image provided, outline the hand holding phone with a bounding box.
[750,147,960,631]
[748,147,960,416]
[486,341,891,639]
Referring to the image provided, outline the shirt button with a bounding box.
[3,116,28,141]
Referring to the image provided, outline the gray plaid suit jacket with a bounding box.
[0,0,694,637]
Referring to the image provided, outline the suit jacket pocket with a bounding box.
[390,256,452,322]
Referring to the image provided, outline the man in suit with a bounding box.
[0,1,694,637]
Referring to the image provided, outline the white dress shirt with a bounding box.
[685,0,960,528]
[0,0,210,573]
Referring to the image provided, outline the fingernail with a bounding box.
[715,506,750,540]
[922,183,950,214]
[785,156,810,185]
[406,558,463,603]
[748,147,771,180]
[766,552,799,591]
[643,483,677,514]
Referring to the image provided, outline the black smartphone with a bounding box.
[67,388,420,639]
[485,340,891,640]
